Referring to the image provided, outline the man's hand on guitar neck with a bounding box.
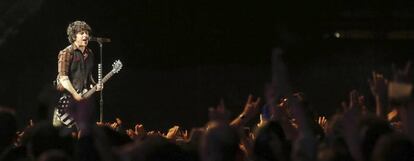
[90,83,104,91]
[96,83,104,91]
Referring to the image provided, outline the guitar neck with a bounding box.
[82,71,115,98]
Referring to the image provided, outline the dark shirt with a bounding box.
[57,44,95,92]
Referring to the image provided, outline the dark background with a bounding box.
[1,0,413,130]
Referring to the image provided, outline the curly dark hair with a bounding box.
[66,21,92,43]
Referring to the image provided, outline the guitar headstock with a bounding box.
[111,60,123,73]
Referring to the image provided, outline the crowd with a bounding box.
[0,62,413,161]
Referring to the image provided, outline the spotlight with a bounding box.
[334,32,341,38]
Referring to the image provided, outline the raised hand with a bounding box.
[135,124,145,137]
[125,123,145,139]
[110,122,118,130]
[180,129,189,141]
[368,71,388,98]
[317,116,328,133]
[165,125,180,140]
[126,129,137,139]
[230,95,261,127]
[241,94,261,120]
[341,90,366,113]
[368,71,389,117]
[387,109,398,121]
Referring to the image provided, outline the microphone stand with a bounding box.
[98,42,104,123]
[92,36,110,123]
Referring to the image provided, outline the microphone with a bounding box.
[89,36,111,43]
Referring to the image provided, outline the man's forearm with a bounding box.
[59,76,78,96]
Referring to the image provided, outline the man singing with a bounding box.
[53,20,102,128]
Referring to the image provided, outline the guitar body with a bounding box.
[55,93,76,127]
[53,60,123,128]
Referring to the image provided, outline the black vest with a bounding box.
[69,48,94,91]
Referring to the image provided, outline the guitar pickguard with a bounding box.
[56,94,76,127]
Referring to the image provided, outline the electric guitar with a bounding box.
[55,60,122,127]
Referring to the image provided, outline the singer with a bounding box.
[53,20,103,129]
